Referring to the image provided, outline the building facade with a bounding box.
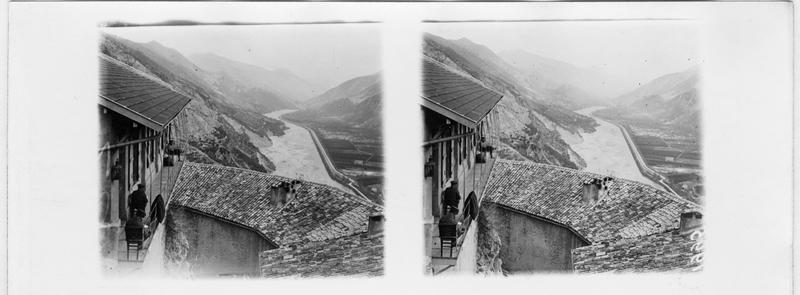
[168,162,384,277]
[98,55,192,271]
[421,59,503,274]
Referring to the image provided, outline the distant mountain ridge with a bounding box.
[190,52,323,103]
[305,73,381,109]
[613,67,700,128]
[296,73,382,130]
[499,49,628,101]
[615,67,699,106]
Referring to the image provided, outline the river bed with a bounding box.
[252,109,349,191]
[562,106,661,188]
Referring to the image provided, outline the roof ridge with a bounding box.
[260,231,376,253]
[493,158,698,207]
[180,161,382,208]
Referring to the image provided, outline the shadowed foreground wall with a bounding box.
[166,206,275,277]
[482,204,587,273]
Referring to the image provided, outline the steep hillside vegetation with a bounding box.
[101,34,288,173]
[423,33,596,169]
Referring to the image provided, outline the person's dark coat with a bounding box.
[129,188,148,217]
[152,194,166,224]
[463,192,479,221]
[443,185,461,209]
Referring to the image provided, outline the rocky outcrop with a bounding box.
[476,206,504,275]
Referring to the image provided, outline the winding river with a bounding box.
[561,106,661,188]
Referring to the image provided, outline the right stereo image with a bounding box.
[421,20,704,275]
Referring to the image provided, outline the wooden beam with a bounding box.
[423,131,475,147]
[99,135,160,153]
[420,97,477,128]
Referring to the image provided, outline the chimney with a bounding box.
[270,183,289,206]
[582,180,600,203]
[367,214,385,237]
[582,177,613,203]
[679,211,703,235]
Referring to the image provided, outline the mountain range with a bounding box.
[190,52,323,104]
[611,67,700,128]
[101,33,384,174]
[101,32,697,174]
[423,33,701,169]
[499,49,624,108]
[287,73,382,131]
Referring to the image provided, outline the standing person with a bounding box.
[442,180,461,214]
[128,183,148,218]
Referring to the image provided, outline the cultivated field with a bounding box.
[594,108,703,203]
[282,115,384,203]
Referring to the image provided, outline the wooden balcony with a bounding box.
[114,158,184,272]
[428,155,495,275]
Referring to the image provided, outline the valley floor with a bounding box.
[252,109,350,192]
[563,106,662,188]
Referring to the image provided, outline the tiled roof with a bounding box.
[482,159,704,272]
[260,233,383,278]
[99,55,192,131]
[572,229,703,273]
[169,162,383,246]
[483,159,702,243]
[421,59,503,127]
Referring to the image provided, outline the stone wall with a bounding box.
[572,230,703,273]
[260,234,383,278]
[165,206,275,277]
[482,203,588,273]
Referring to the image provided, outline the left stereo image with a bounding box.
[97,22,384,278]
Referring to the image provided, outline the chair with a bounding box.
[438,223,458,258]
[125,225,144,260]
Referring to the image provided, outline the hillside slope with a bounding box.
[615,67,698,106]
[424,33,596,169]
[304,74,381,109]
[612,67,700,129]
[101,33,288,173]
[290,73,382,131]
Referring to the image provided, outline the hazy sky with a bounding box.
[103,23,381,89]
[426,20,700,93]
